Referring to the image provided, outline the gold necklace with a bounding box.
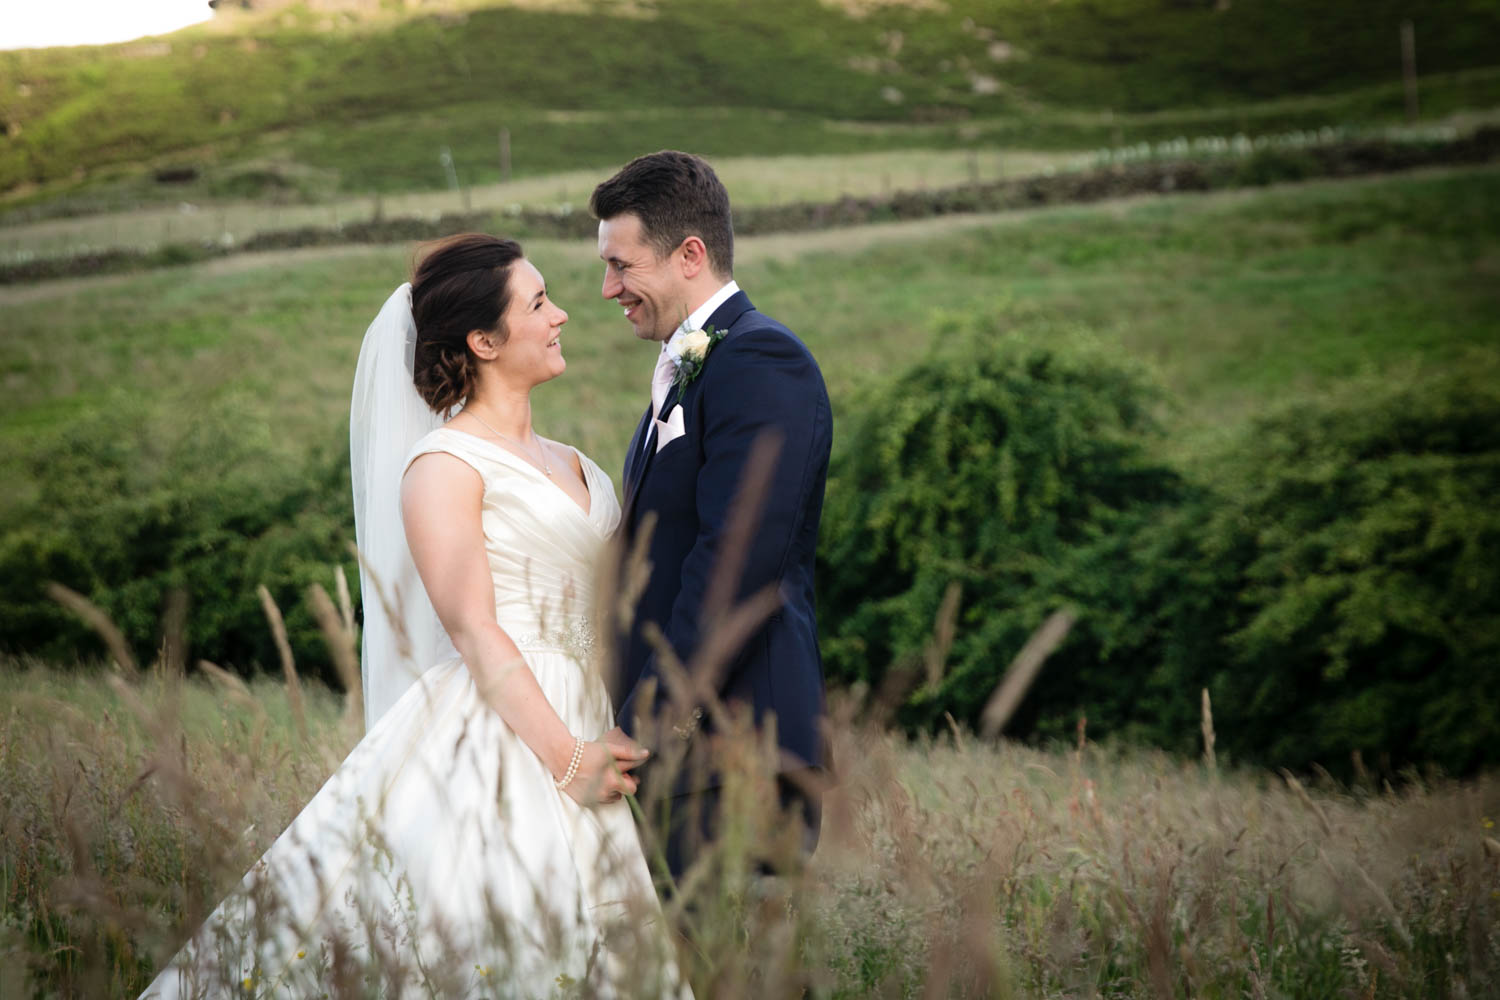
[465,409,553,477]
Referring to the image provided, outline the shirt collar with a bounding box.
[663,280,740,365]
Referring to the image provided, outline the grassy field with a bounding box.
[3,0,1499,210]
[4,163,1497,508]
[2,659,1496,997]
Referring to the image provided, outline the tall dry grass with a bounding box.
[3,645,1497,997]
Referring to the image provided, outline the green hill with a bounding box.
[2,0,1498,202]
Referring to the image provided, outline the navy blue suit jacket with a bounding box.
[614,290,831,793]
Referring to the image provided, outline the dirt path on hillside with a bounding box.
[0,201,1141,308]
[2,165,1485,308]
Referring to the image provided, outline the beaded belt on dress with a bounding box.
[506,619,597,662]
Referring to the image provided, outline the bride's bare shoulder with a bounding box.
[402,440,484,506]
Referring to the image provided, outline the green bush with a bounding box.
[818,315,1500,777]
[815,310,1183,734]
[1185,376,1500,776]
[0,406,357,682]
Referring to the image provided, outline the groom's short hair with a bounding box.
[590,151,734,277]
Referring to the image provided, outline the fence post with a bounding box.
[440,146,459,192]
[499,127,512,183]
[1401,19,1419,121]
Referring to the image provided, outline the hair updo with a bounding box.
[410,233,524,412]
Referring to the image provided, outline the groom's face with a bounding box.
[597,212,686,342]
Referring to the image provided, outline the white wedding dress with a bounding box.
[142,427,686,999]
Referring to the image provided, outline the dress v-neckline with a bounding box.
[441,427,595,521]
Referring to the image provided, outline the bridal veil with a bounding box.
[349,283,453,729]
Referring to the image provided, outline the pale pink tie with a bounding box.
[650,347,676,422]
[643,348,676,456]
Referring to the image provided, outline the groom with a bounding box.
[592,151,832,879]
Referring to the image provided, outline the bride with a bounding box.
[141,234,688,999]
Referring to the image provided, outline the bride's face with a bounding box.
[492,259,570,385]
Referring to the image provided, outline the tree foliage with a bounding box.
[0,405,354,680]
[1188,376,1500,775]
[816,311,1182,732]
[819,312,1500,776]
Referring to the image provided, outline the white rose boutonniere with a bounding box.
[671,326,725,393]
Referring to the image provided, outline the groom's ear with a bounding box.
[677,235,709,279]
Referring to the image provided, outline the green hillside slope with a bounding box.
[2,0,1497,198]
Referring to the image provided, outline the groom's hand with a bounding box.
[603,726,650,766]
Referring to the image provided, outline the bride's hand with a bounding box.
[561,738,649,806]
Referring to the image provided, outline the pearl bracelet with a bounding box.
[554,738,585,791]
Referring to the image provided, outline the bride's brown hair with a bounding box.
[410,233,525,412]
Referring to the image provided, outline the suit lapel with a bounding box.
[624,403,653,489]
[705,291,754,339]
[623,403,654,519]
